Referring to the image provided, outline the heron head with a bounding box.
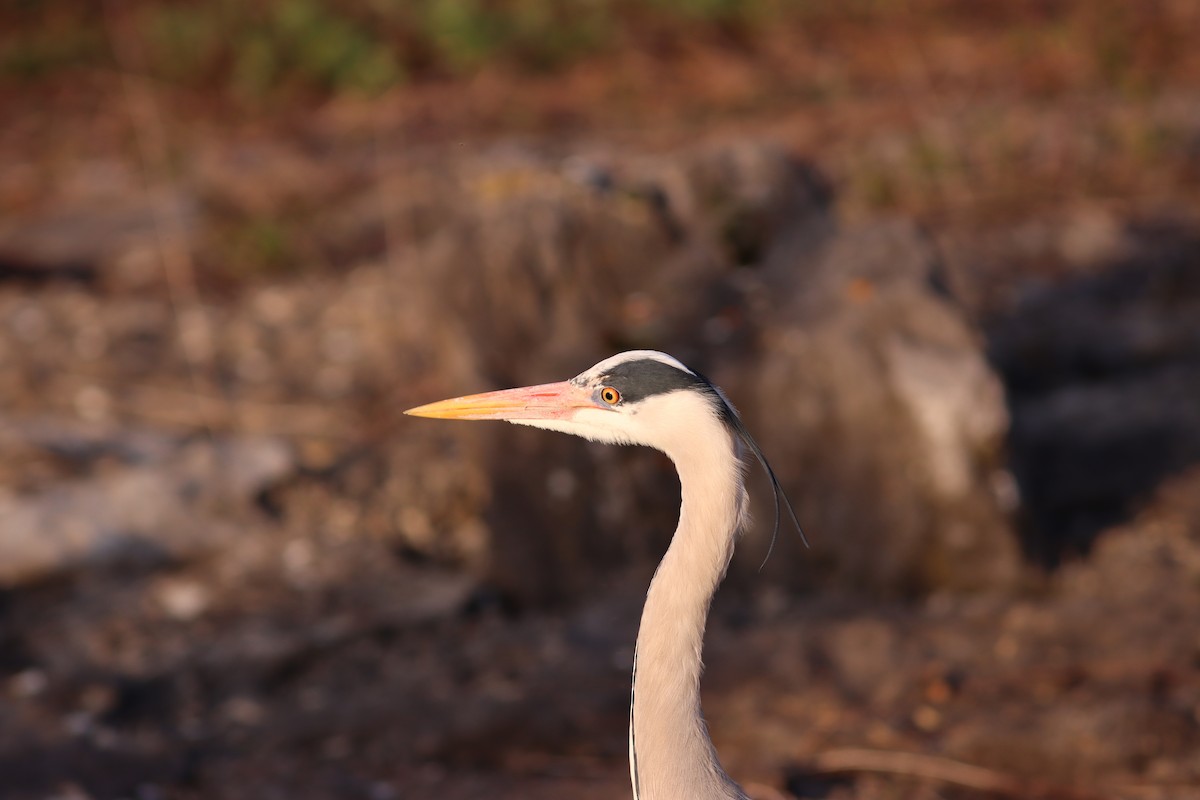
[406,349,807,549]
[404,350,732,450]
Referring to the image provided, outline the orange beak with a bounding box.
[404,381,591,422]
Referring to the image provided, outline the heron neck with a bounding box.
[630,429,747,800]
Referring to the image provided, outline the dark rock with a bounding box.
[986,223,1200,563]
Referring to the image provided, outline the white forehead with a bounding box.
[574,350,696,383]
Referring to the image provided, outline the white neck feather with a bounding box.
[629,418,749,800]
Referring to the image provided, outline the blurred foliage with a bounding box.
[1,0,1190,103]
[0,0,775,99]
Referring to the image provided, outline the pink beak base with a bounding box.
[404,381,588,422]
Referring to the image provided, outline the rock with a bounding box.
[886,335,1007,500]
[0,187,197,285]
[385,142,831,604]
[0,419,293,586]
[741,219,1020,593]
[378,144,1020,599]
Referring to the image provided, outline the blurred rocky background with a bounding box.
[1,2,1199,799]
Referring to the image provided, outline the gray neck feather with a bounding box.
[630,426,749,800]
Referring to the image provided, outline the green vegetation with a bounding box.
[0,0,1188,104]
[0,0,780,99]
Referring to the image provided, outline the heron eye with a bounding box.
[600,386,621,405]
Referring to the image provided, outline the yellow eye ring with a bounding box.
[600,386,621,405]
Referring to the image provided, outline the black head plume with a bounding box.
[695,373,809,567]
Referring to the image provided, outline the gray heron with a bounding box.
[406,350,803,800]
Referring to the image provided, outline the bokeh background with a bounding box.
[2,2,1199,799]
